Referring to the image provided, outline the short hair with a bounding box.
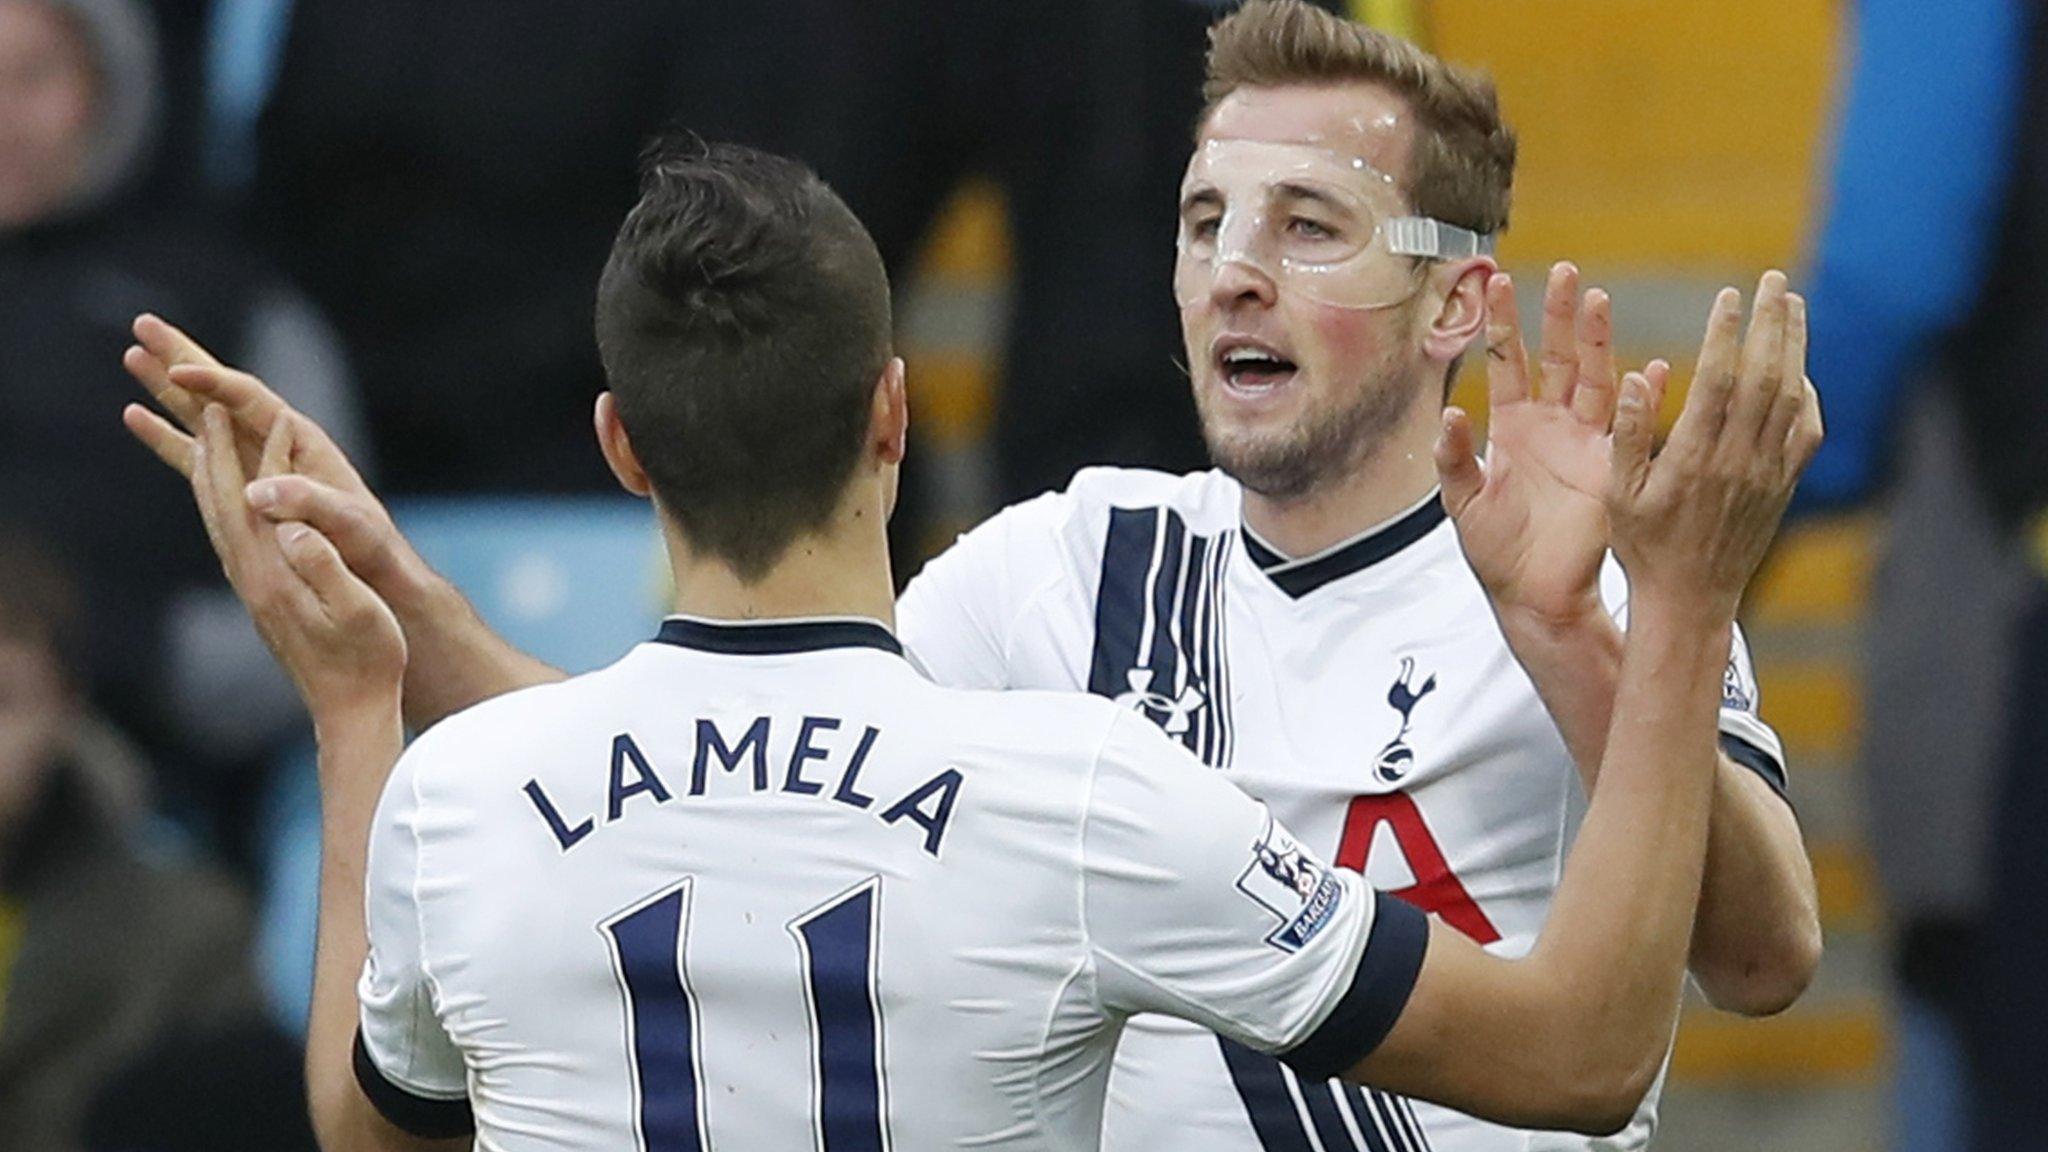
[594,136,893,582]
[1201,0,1518,237]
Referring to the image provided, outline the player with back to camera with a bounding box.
[139,130,1817,1151]
[127,4,1825,1149]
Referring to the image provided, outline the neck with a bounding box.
[662,506,898,631]
[1238,398,1443,558]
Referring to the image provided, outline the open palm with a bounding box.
[1436,265,1668,626]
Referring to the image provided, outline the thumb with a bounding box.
[275,521,384,620]
[1434,406,1485,517]
[1609,372,1655,498]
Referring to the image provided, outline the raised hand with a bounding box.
[1606,271,1822,621]
[122,314,422,599]
[1435,262,1670,628]
[188,403,405,719]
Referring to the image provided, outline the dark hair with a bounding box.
[594,136,893,581]
[1202,0,1517,237]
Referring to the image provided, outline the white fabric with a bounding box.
[898,466,1789,1152]
[356,626,1400,1150]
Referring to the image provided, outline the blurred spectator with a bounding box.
[0,0,364,813]
[242,0,1231,540]
[1802,0,2043,1147]
[246,0,810,495]
[0,534,264,1151]
[805,0,1220,508]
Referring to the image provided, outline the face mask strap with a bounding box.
[1382,216,1496,261]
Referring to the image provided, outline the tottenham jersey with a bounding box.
[898,467,1789,1152]
[352,616,1433,1151]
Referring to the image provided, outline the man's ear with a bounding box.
[593,392,653,497]
[872,357,908,466]
[1423,258,1495,366]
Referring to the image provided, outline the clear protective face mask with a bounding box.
[1173,138,1495,311]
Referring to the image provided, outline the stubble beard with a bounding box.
[1198,336,1422,503]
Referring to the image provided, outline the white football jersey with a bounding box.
[352,615,1435,1150]
[898,468,1788,1152]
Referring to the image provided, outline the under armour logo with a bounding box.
[1373,657,1437,783]
[1115,666,1207,735]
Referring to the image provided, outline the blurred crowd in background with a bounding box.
[0,0,2043,1148]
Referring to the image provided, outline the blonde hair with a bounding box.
[1201,0,1517,237]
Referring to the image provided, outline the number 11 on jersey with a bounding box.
[602,877,892,1151]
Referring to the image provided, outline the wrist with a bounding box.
[1495,592,1615,650]
[1623,596,1736,667]
[309,683,404,745]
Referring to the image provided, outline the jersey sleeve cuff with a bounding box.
[1278,892,1430,1081]
[1720,732,1790,803]
[353,1029,475,1139]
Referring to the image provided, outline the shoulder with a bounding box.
[1064,466,1242,528]
[403,664,634,782]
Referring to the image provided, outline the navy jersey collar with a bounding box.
[1242,492,1448,598]
[654,615,903,657]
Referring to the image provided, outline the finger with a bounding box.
[1723,270,1790,450]
[1759,292,1808,451]
[1569,287,1618,428]
[1608,371,1657,499]
[122,344,205,430]
[1785,376,1825,479]
[1641,359,1672,416]
[245,474,394,578]
[201,404,261,563]
[275,521,385,624]
[166,363,292,440]
[187,425,231,567]
[1667,287,1745,454]
[1433,406,1486,518]
[259,411,295,481]
[133,313,225,371]
[1483,272,1534,406]
[1537,262,1581,404]
[122,403,196,477]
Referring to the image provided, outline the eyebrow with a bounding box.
[1270,181,1354,213]
[1178,181,1361,217]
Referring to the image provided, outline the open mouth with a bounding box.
[1217,342,1299,394]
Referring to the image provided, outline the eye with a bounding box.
[1288,216,1338,241]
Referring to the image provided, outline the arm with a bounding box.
[121,314,562,728]
[1381,274,1821,1126]
[1500,610,1821,1015]
[1436,266,1821,1015]
[182,407,465,1152]
[1353,600,1726,1132]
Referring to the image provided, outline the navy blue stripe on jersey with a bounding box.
[1394,1094,1435,1151]
[1089,507,1237,767]
[1143,509,1191,734]
[1177,531,1210,758]
[1341,1084,1409,1152]
[1217,1037,1320,1152]
[1368,1082,1433,1147]
[1088,507,1162,700]
[1243,498,1448,599]
[351,1029,475,1140]
[655,617,902,657]
[1281,893,1430,1080]
[1299,1073,1374,1151]
[1721,732,1790,801]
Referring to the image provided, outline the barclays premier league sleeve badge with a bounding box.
[1235,817,1346,953]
